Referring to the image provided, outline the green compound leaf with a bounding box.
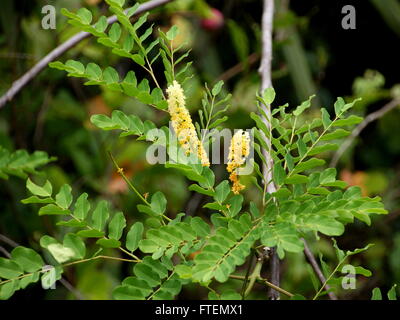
[261,222,304,259]
[113,257,182,300]
[192,214,259,282]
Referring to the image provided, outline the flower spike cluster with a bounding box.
[166,80,210,166]
[227,130,250,194]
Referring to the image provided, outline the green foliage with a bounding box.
[371,285,398,300]
[192,213,259,283]
[113,256,183,300]
[0,147,55,180]
[250,92,386,259]
[0,1,390,301]
[0,247,45,299]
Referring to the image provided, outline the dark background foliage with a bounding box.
[0,0,399,299]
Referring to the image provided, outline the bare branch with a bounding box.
[302,238,338,300]
[0,0,172,109]
[0,245,11,258]
[0,233,19,248]
[330,98,400,167]
[259,0,280,300]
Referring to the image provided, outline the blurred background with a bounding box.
[0,0,399,299]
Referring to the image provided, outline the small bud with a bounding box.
[201,8,224,31]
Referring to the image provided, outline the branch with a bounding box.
[302,238,338,300]
[259,0,280,300]
[0,233,19,247]
[229,274,294,298]
[330,98,400,167]
[0,245,11,258]
[0,0,172,109]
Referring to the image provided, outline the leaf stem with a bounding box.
[0,255,139,286]
[108,151,151,206]
[312,255,347,300]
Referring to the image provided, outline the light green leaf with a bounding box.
[166,25,179,41]
[21,196,54,204]
[11,247,44,273]
[273,162,286,185]
[74,193,90,220]
[284,174,308,184]
[55,184,73,210]
[26,178,52,197]
[212,80,224,96]
[76,8,92,25]
[39,204,70,216]
[320,129,350,141]
[91,200,109,231]
[126,222,144,252]
[319,168,336,184]
[371,288,382,300]
[150,192,167,215]
[262,87,276,105]
[321,108,332,129]
[96,238,121,249]
[76,230,105,238]
[354,266,372,277]
[109,23,121,42]
[304,215,344,236]
[0,258,23,279]
[63,233,86,260]
[215,180,230,203]
[293,95,315,116]
[109,212,126,240]
[388,284,397,300]
[86,63,102,80]
[292,158,325,174]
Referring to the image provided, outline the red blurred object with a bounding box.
[201,8,224,31]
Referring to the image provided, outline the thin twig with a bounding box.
[216,53,260,82]
[302,238,338,300]
[0,0,172,109]
[229,274,294,298]
[0,233,19,247]
[59,278,86,300]
[330,98,400,167]
[0,245,11,258]
[259,0,280,300]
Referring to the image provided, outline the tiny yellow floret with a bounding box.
[166,80,210,166]
[227,130,250,194]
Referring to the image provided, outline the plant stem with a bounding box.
[259,0,280,300]
[0,255,139,286]
[313,256,347,300]
[302,238,338,300]
[0,0,173,109]
[244,258,264,297]
[229,274,294,298]
[108,151,150,206]
[108,151,172,223]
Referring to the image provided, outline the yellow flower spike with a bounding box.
[227,129,250,194]
[166,80,210,166]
